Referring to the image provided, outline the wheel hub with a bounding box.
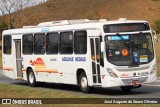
[29,72,34,84]
[81,77,87,89]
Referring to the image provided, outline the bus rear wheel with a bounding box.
[120,86,133,92]
[79,72,90,93]
[27,69,37,87]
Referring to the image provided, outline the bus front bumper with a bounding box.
[101,73,157,88]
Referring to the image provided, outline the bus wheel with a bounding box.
[27,69,37,87]
[120,86,133,92]
[79,72,90,93]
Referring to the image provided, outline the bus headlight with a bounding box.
[107,68,118,78]
[150,64,157,75]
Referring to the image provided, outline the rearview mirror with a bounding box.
[101,42,105,52]
[152,30,158,43]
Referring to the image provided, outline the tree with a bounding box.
[0,21,8,40]
[153,19,160,34]
[0,0,46,29]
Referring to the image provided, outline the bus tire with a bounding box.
[120,86,133,92]
[27,69,37,87]
[79,72,90,93]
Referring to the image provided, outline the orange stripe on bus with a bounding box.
[35,69,58,73]
[3,67,13,71]
[34,64,46,66]
[34,66,46,68]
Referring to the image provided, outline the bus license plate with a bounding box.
[132,80,141,86]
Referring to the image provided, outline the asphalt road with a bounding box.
[0,72,160,98]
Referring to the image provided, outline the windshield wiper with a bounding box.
[117,33,125,40]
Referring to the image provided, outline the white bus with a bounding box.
[2,18,158,93]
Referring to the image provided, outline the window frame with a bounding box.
[74,30,87,54]
[34,33,46,55]
[60,31,73,54]
[3,35,12,55]
[22,34,34,55]
[46,32,59,55]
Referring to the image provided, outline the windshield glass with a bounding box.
[105,33,154,66]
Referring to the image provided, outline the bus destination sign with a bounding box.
[103,23,150,33]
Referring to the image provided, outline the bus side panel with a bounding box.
[57,55,90,85]
[2,35,12,79]
[3,37,15,79]
[36,56,58,83]
[22,53,93,86]
[22,55,59,83]
[43,55,75,84]
[3,54,15,79]
[21,55,35,81]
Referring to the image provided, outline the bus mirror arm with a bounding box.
[152,30,158,43]
[101,42,105,52]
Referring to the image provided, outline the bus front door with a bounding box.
[14,39,23,79]
[90,37,102,84]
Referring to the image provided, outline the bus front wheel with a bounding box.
[27,69,37,87]
[79,72,90,93]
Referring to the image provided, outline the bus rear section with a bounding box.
[2,34,23,80]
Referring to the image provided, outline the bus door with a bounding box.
[90,37,103,84]
[14,39,23,79]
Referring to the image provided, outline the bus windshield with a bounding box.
[105,33,154,66]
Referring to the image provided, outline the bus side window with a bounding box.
[23,34,33,55]
[60,32,73,54]
[34,33,45,54]
[74,31,87,54]
[3,35,12,54]
[46,33,59,54]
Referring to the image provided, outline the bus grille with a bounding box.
[122,77,148,85]
[116,66,150,72]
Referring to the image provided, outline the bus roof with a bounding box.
[2,18,149,35]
